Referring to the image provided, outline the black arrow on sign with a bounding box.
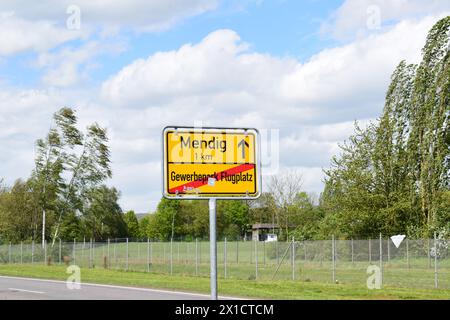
[238,139,250,159]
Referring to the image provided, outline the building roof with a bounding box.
[251,223,278,230]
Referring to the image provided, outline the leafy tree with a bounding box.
[123,210,140,239]
[218,200,249,239]
[322,122,385,238]
[31,107,112,245]
[0,180,39,242]
[138,215,151,239]
[248,192,277,226]
[288,192,324,240]
[322,17,450,238]
[407,17,450,235]
[146,198,181,240]
[82,186,127,240]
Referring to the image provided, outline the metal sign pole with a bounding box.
[162,127,262,300]
[209,198,218,300]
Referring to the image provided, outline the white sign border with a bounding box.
[161,126,262,200]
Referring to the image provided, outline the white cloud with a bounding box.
[36,41,126,87]
[96,16,441,210]
[0,88,66,183]
[321,0,450,40]
[1,13,447,212]
[101,29,295,108]
[102,16,438,127]
[0,12,85,56]
[281,15,440,123]
[0,0,218,61]
[0,0,218,33]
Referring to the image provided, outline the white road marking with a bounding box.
[0,276,244,300]
[8,288,44,294]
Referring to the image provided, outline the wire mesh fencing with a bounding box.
[0,236,448,290]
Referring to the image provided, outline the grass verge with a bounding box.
[0,264,448,300]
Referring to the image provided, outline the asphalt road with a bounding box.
[0,276,239,300]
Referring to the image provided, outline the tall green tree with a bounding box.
[31,107,112,245]
[0,180,39,243]
[82,186,127,240]
[146,198,181,240]
[373,61,419,235]
[322,123,382,238]
[218,200,249,239]
[407,17,450,235]
[123,210,140,239]
[322,17,450,238]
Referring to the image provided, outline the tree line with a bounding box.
[0,17,449,244]
[321,17,450,239]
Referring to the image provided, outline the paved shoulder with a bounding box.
[0,276,242,300]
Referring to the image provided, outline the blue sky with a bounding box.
[0,0,449,212]
[1,0,343,87]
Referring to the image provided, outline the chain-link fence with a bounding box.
[0,236,448,290]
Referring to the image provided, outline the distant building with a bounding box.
[245,223,278,241]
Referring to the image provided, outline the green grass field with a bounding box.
[2,240,449,298]
[0,264,449,299]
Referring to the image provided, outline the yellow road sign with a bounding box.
[162,127,260,199]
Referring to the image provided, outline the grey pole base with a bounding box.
[209,198,218,300]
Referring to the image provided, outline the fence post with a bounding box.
[332,235,336,283]
[32,240,35,264]
[251,238,253,264]
[20,242,23,264]
[195,238,198,276]
[434,232,438,289]
[126,238,129,271]
[379,233,383,287]
[8,242,11,264]
[147,238,150,272]
[92,239,95,268]
[406,238,409,269]
[170,238,173,275]
[369,238,372,264]
[199,240,201,264]
[387,237,390,263]
[113,239,117,267]
[428,238,431,268]
[292,237,295,281]
[81,238,84,265]
[263,240,266,265]
[137,241,140,260]
[107,238,110,268]
[163,243,166,264]
[224,237,227,279]
[304,240,307,262]
[59,238,62,264]
[89,239,92,268]
[255,239,258,280]
[73,239,76,265]
[81,238,85,266]
[44,240,47,265]
[276,240,279,265]
[351,239,354,265]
